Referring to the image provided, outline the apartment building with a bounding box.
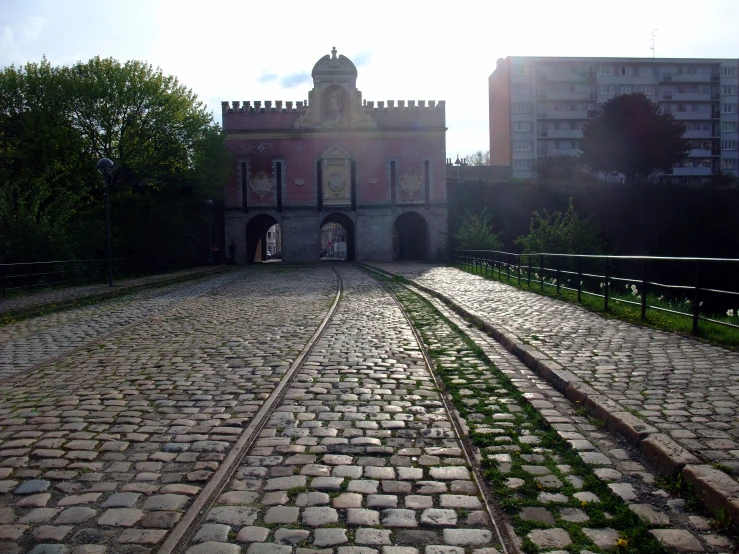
[489,57,739,183]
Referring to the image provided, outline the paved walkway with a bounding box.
[369,263,739,471]
[0,267,224,317]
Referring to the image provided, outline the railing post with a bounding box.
[692,260,700,336]
[498,251,501,280]
[577,256,582,303]
[507,253,510,282]
[540,254,544,291]
[517,254,521,286]
[604,257,609,311]
[528,255,532,287]
[556,256,561,294]
[485,251,489,277]
[641,258,648,321]
[1,265,5,298]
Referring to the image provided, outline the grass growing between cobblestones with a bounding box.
[383,276,668,554]
[455,264,739,351]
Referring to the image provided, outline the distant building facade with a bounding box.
[489,56,739,184]
[222,48,447,263]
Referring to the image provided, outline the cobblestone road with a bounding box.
[0,271,241,380]
[369,265,739,475]
[185,265,504,554]
[0,266,336,553]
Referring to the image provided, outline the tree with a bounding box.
[533,154,595,184]
[514,198,604,255]
[454,208,503,250]
[0,57,228,265]
[467,150,490,166]
[581,93,690,185]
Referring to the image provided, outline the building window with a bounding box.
[722,67,737,77]
[513,121,532,132]
[722,85,737,95]
[639,85,655,96]
[638,66,653,77]
[514,141,532,151]
[722,140,737,150]
[619,66,631,76]
[598,66,612,76]
[723,159,738,169]
[513,83,532,94]
[723,104,736,114]
[514,159,532,170]
[722,122,737,132]
[619,85,634,94]
[599,85,615,95]
[513,64,530,75]
[513,102,532,113]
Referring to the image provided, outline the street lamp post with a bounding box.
[205,199,214,265]
[97,158,115,287]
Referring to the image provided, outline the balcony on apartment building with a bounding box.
[538,129,583,139]
[660,73,719,84]
[537,110,592,120]
[670,111,719,120]
[684,129,715,139]
[537,90,593,101]
[660,92,716,102]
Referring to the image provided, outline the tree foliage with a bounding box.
[581,93,690,185]
[467,150,490,166]
[514,198,604,255]
[454,209,503,251]
[0,57,227,265]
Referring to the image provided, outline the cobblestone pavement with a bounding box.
[0,267,224,317]
[184,265,505,554]
[0,271,241,380]
[369,263,739,478]
[0,265,337,553]
[389,275,735,553]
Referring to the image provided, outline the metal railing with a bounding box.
[454,249,739,336]
[0,257,183,298]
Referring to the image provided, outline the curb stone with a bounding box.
[365,263,739,528]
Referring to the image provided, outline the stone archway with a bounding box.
[393,211,428,260]
[246,214,280,263]
[320,213,355,261]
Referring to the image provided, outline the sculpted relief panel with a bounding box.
[322,145,352,206]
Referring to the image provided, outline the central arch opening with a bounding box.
[320,213,355,261]
[393,211,428,260]
[246,214,281,263]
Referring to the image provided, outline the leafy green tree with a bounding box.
[514,198,604,255]
[581,93,690,185]
[454,209,503,250]
[0,56,228,266]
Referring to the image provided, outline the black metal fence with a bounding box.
[454,249,739,336]
[0,258,183,298]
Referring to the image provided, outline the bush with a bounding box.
[454,208,503,251]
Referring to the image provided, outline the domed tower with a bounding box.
[295,47,375,129]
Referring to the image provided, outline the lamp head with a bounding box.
[97,158,114,176]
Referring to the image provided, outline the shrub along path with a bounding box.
[367,262,739,532]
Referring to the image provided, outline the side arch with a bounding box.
[246,213,280,263]
[393,211,428,260]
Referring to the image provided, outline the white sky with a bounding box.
[2,0,739,158]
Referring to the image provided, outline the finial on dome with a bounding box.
[331,46,337,59]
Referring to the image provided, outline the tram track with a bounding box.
[160,266,344,554]
[359,262,517,554]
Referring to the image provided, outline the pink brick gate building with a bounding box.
[221,48,447,263]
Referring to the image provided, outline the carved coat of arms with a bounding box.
[329,171,345,195]
[249,170,275,199]
[398,168,423,199]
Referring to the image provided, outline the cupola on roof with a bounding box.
[311,47,357,81]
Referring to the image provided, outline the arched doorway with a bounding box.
[320,213,355,261]
[246,214,280,263]
[394,211,428,260]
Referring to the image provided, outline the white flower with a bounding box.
[699,301,703,307]
[637,295,642,300]
[728,309,734,317]
[600,282,605,289]
[626,283,630,290]
[658,295,664,301]
[580,281,583,286]
[552,279,557,285]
